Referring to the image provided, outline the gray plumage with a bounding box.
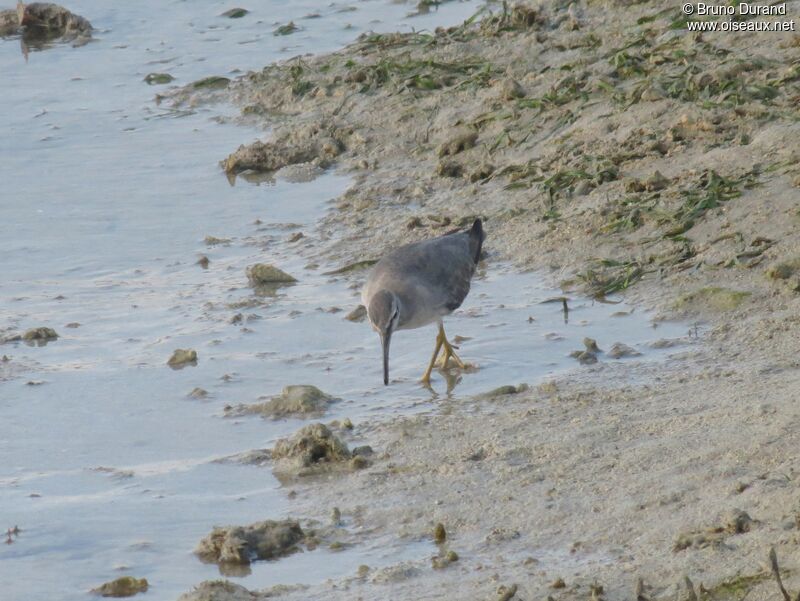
[362,219,485,385]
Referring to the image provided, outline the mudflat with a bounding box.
[170,1,800,599]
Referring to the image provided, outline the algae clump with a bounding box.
[246,263,297,286]
[221,8,249,18]
[144,73,174,85]
[674,287,751,312]
[192,76,230,90]
[225,385,334,419]
[167,349,198,369]
[91,576,148,597]
[270,423,367,477]
[195,520,305,566]
[22,327,58,343]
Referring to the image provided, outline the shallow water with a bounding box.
[0,1,690,599]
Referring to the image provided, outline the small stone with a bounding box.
[551,578,566,589]
[197,255,210,269]
[188,387,208,399]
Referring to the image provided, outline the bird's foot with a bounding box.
[436,341,466,369]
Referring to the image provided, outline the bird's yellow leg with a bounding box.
[435,323,466,369]
[421,328,445,384]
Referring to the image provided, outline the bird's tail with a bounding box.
[468,219,485,264]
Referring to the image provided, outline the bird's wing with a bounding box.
[394,232,476,314]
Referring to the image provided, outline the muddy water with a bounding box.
[0,1,690,599]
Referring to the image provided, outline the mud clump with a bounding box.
[224,385,334,419]
[271,423,367,477]
[0,8,19,35]
[766,259,800,282]
[436,160,463,178]
[22,327,58,344]
[177,580,258,601]
[437,129,478,157]
[167,349,197,369]
[13,3,92,45]
[195,520,305,567]
[583,337,601,353]
[499,77,526,100]
[345,305,367,322]
[431,549,459,569]
[246,263,297,286]
[674,509,755,552]
[222,120,346,176]
[570,349,598,365]
[607,342,641,359]
[91,576,148,597]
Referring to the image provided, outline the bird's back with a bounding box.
[363,220,484,330]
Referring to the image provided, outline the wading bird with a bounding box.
[362,219,485,385]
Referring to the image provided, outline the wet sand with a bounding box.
[169,0,800,599]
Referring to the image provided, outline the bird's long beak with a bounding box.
[380,329,392,385]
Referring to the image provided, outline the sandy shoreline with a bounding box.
[171,1,800,599]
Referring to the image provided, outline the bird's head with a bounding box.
[367,289,400,385]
